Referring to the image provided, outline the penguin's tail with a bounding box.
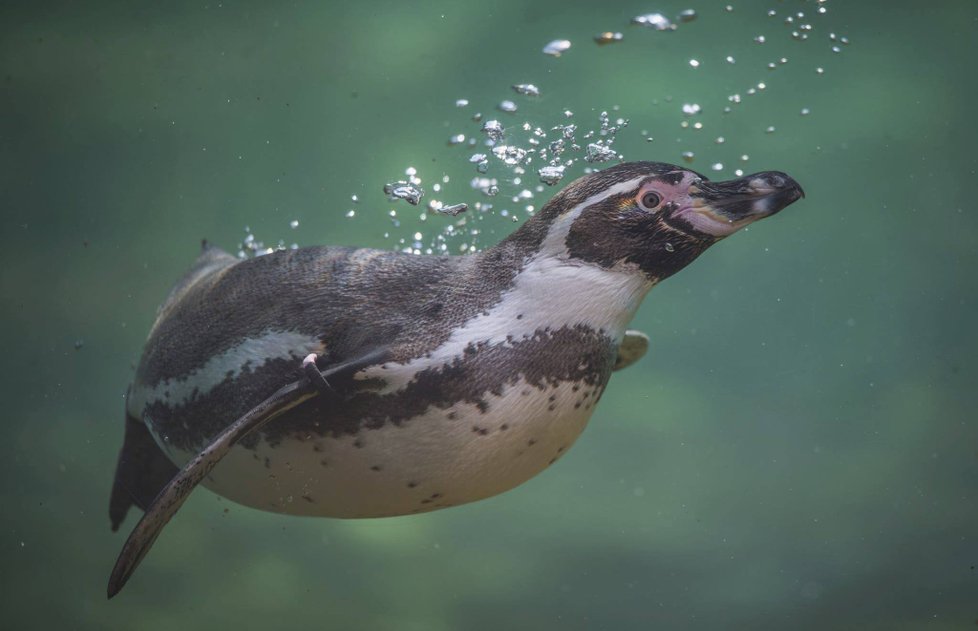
[108,400,179,532]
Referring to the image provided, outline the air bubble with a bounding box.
[543,39,571,56]
[512,84,541,97]
[383,181,423,205]
[631,13,674,30]
[594,32,623,45]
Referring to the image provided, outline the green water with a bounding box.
[2,1,976,629]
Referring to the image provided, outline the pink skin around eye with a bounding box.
[637,172,754,238]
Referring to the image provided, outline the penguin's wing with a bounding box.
[613,330,649,371]
[107,347,388,599]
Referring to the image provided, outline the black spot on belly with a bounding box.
[301,495,315,503]
[370,464,382,471]
[407,481,418,488]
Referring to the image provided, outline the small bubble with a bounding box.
[664,243,675,252]
[816,67,825,75]
[455,98,469,108]
[289,219,299,229]
[681,151,695,163]
[726,55,736,64]
[498,100,518,113]
[538,165,566,185]
[678,9,697,22]
[594,31,623,45]
[631,13,674,30]
[543,39,571,56]
[512,84,541,97]
[800,107,811,116]
[715,136,725,144]
[688,58,700,68]
[754,35,766,44]
[492,145,529,166]
[765,125,776,134]
[345,209,355,218]
[437,203,468,216]
[351,194,359,203]
[681,103,702,116]
[482,119,504,142]
[584,142,618,163]
[383,181,423,205]
[711,162,723,171]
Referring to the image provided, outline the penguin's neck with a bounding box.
[475,212,654,343]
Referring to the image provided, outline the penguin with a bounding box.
[107,161,804,597]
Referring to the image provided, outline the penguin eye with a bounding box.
[638,191,662,210]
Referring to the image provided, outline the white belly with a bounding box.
[174,377,604,517]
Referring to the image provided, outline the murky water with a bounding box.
[2,1,977,629]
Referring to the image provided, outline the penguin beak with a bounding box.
[689,171,805,223]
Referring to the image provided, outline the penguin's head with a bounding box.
[534,161,804,282]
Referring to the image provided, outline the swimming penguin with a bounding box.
[107,161,804,597]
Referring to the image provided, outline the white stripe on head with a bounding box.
[540,174,649,259]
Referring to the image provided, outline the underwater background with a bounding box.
[2,0,977,628]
